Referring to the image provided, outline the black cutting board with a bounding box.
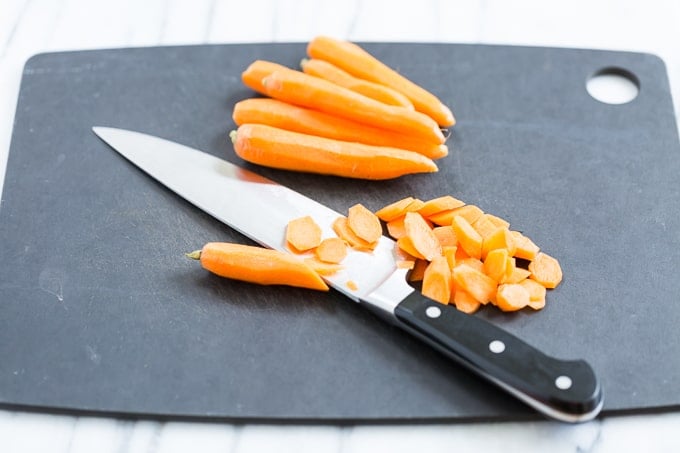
[1,43,679,422]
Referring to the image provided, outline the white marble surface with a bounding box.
[1,0,680,451]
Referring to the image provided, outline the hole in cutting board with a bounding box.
[586,67,640,104]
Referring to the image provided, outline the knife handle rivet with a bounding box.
[555,375,573,390]
[489,340,506,354]
[425,306,442,318]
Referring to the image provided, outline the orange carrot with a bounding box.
[187,242,328,291]
[232,99,448,159]
[502,265,531,284]
[483,248,509,282]
[300,58,414,109]
[305,257,343,276]
[375,197,417,222]
[347,203,382,243]
[241,60,291,93]
[520,279,547,310]
[262,69,446,144]
[315,237,347,264]
[422,256,452,304]
[453,289,482,314]
[286,215,322,252]
[397,236,425,260]
[432,226,457,247]
[231,124,438,180]
[386,217,407,239]
[442,245,457,270]
[528,252,563,288]
[452,263,497,304]
[404,212,442,261]
[418,195,465,218]
[428,204,484,227]
[408,258,429,282]
[472,215,499,240]
[307,36,455,127]
[496,283,530,312]
[485,213,510,230]
[481,227,516,259]
[332,216,375,250]
[511,231,540,260]
[452,215,483,260]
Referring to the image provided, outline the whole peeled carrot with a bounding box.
[307,36,455,127]
[187,242,329,291]
[261,69,446,145]
[230,123,438,180]
[300,58,414,109]
[232,98,448,159]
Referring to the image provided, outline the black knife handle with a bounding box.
[393,292,603,422]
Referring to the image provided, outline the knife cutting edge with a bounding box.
[92,126,603,423]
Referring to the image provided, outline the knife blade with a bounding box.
[92,126,603,423]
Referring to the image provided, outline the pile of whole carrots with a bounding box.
[230,36,454,180]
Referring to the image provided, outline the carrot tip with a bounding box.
[186,250,201,260]
[229,130,237,144]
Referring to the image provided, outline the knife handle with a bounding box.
[393,292,603,422]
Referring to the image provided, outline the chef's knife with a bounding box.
[92,126,603,423]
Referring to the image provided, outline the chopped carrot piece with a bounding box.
[422,256,452,304]
[453,289,482,314]
[485,213,510,230]
[332,216,375,250]
[396,236,425,260]
[347,203,382,243]
[301,58,414,109]
[442,245,457,270]
[520,279,547,310]
[472,214,499,240]
[496,283,530,312]
[408,259,429,282]
[452,263,497,304]
[483,248,509,282]
[231,124,438,180]
[304,258,343,275]
[315,237,347,264]
[418,195,466,218]
[397,260,415,270]
[503,267,531,284]
[262,69,446,144]
[346,280,359,291]
[455,245,470,261]
[427,209,458,226]
[432,226,458,247]
[190,242,328,291]
[481,228,516,259]
[404,212,442,261]
[452,215,483,260]
[307,36,456,127]
[450,205,484,225]
[286,215,322,252]
[459,257,484,273]
[375,197,416,222]
[386,216,407,239]
[528,252,563,288]
[232,99,448,160]
[511,231,540,260]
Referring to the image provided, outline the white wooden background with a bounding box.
[1,0,680,451]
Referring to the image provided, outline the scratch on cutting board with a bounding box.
[38,268,65,307]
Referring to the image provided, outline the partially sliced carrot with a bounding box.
[375,197,416,221]
[496,283,530,312]
[511,231,540,260]
[452,215,483,260]
[286,215,322,252]
[418,195,466,218]
[231,124,438,180]
[528,252,563,288]
[452,263,497,304]
[404,212,442,261]
[315,237,348,264]
[347,203,382,243]
[189,242,328,291]
[301,58,414,109]
[307,36,455,127]
[332,216,375,250]
[232,98,448,159]
[453,289,482,314]
[262,69,446,144]
[422,256,452,304]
